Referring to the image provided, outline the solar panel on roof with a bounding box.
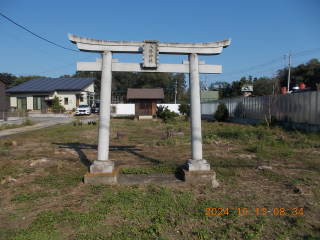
[6,78,96,93]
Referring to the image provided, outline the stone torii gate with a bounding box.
[68,34,231,184]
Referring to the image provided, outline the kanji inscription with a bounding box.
[143,40,159,68]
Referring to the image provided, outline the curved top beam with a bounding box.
[68,34,231,55]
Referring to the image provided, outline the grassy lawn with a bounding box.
[0,117,319,239]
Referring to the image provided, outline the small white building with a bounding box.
[6,77,95,112]
[241,84,253,97]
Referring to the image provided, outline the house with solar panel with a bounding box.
[1,73,13,115]
[6,77,96,113]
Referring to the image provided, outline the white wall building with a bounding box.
[6,78,95,112]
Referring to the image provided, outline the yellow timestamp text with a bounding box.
[205,208,304,216]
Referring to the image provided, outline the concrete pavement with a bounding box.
[0,114,99,139]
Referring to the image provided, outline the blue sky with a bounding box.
[1,0,319,86]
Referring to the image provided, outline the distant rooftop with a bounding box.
[6,78,95,93]
[127,88,164,100]
[0,73,13,85]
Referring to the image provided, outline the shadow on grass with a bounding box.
[51,142,184,182]
[51,143,164,166]
[110,145,163,165]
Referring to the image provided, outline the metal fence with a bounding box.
[201,91,320,125]
[0,110,27,125]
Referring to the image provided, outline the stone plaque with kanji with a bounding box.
[143,40,159,68]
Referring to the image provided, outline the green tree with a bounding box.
[231,77,248,97]
[180,88,190,103]
[209,81,232,99]
[214,102,229,122]
[253,77,273,95]
[156,105,177,123]
[277,58,320,90]
[169,73,187,103]
[178,102,190,117]
[51,96,65,111]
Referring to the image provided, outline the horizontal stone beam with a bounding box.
[112,63,190,73]
[69,34,231,56]
[77,61,222,74]
[76,43,224,55]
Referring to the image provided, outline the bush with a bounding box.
[178,102,190,117]
[156,106,177,124]
[111,105,117,113]
[24,118,33,126]
[51,96,65,111]
[214,102,229,122]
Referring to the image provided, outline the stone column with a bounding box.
[90,51,114,173]
[186,53,210,171]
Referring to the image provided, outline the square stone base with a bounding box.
[139,115,153,120]
[84,167,119,184]
[186,162,211,171]
[90,160,114,174]
[182,167,219,187]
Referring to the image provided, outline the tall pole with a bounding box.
[90,51,115,174]
[189,53,202,160]
[175,78,177,104]
[186,53,210,171]
[285,50,292,93]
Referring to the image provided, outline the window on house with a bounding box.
[140,102,146,109]
[146,102,152,109]
[17,97,27,110]
[79,96,84,102]
[64,98,68,105]
[33,96,47,110]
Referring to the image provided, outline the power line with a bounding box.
[0,29,71,64]
[219,56,284,77]
[207,59,317,84]
[0,12,80,52]
[15,54,97,76]
[208,47,320,81]
[292,48,320,57]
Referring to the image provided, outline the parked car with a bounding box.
[91,101,100,113]
[76,104,91,115]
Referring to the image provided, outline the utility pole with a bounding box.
[200,74,208,91]
[284,50,292,93]
[175,78,177,104]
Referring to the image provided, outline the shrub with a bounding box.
[156,106,177,124]
[178,103,190,117]
[51,96,65,111]
[111,105,117,113]
[24,118,33,126]
[214,102,229,122]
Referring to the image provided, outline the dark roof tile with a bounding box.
[6,78,95,93]
[0,73,13,85]
[127,88,164,99]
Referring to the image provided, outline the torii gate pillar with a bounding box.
[186,53,210,170]
[90,51,115,173]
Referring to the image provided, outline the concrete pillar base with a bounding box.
[185,159,210,171]
[84,166,119,184]
[181,167,219,187]
[90,160,115,174]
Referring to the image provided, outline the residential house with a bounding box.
[6,78,95,113]
[0,73,13,114]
